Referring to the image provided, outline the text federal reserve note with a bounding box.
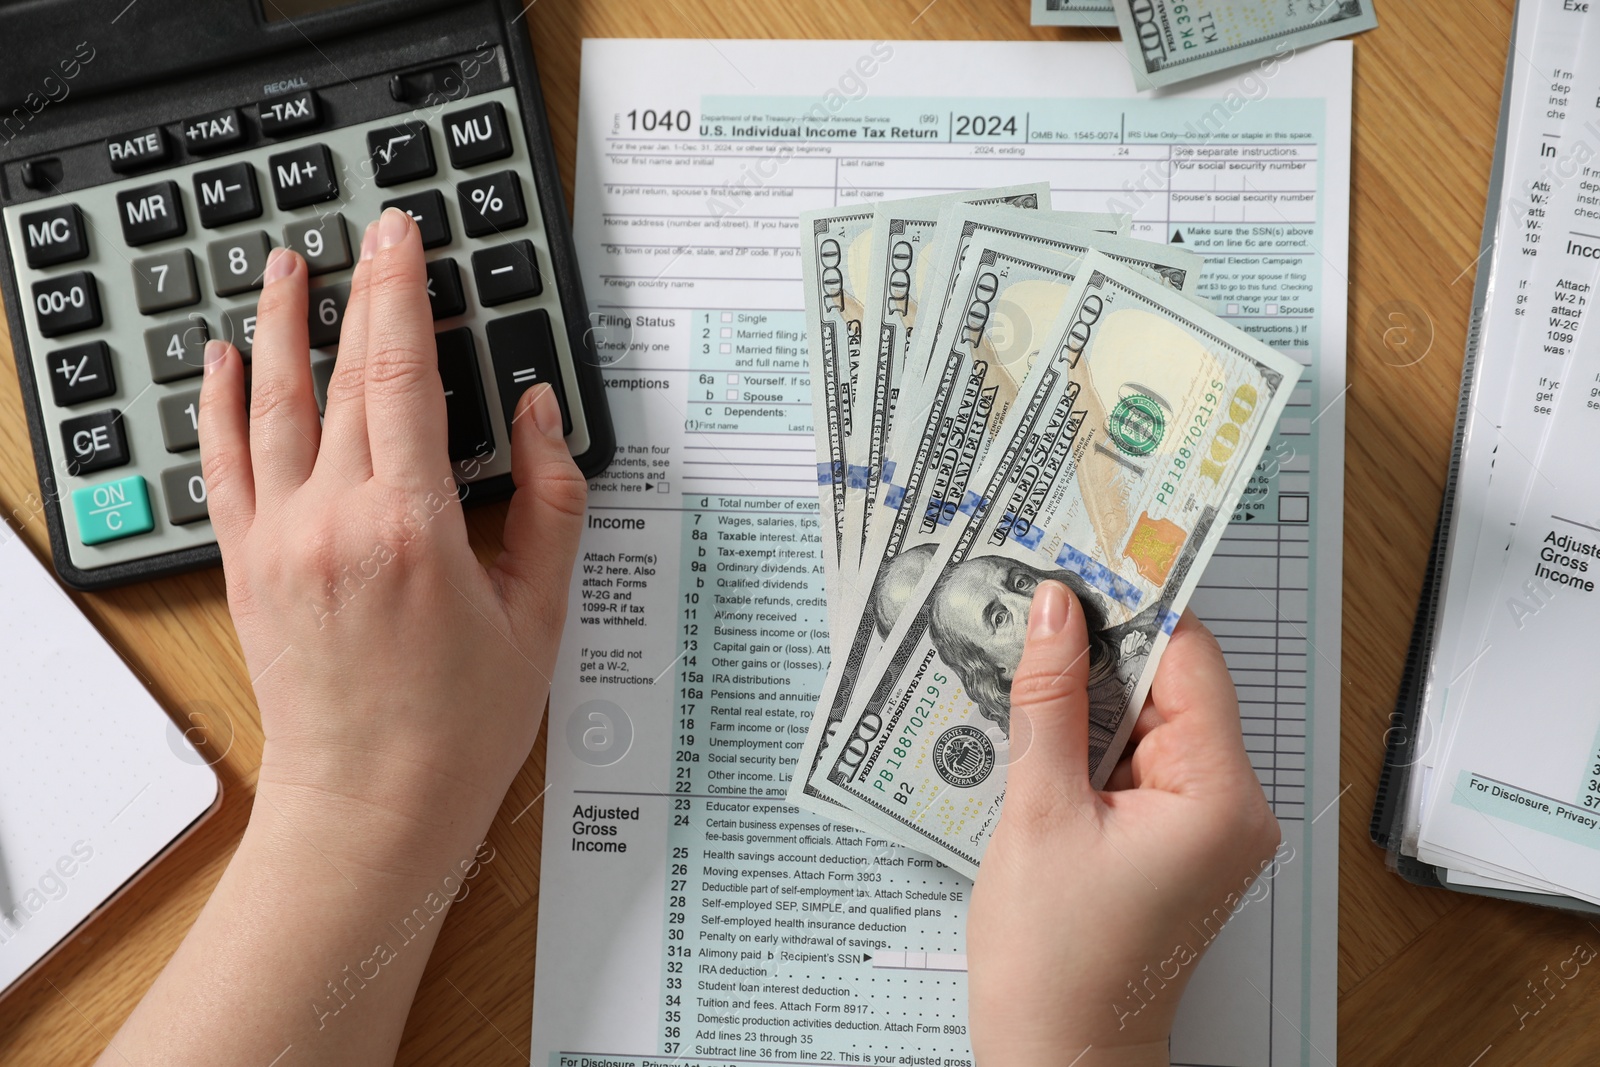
[814,253,1302,874]
[1032,0,1116,26]
[800,206,875,647]
[1112,0,1376,90]
[789,234,1084,814]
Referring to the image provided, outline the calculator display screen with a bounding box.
[260,0,369,22]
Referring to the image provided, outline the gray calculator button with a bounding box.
[283,213,351,275]
[145,316,210,383]
[132,249,199,314]
[219,306,259,359]
[158,390,202,452]
[161,462,210,525]
[208,231,273,297]
[306,282,350,348]
[311,357,335,415]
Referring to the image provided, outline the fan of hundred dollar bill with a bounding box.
[788,186,1303,878]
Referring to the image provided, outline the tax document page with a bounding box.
[531,39,1347,1067]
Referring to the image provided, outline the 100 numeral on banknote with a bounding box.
[814,253,1303,876]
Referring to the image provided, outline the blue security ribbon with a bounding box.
[1053,541,1143,609]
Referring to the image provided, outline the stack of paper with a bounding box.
[789,190,1303,876]
[1373,0,1600,910]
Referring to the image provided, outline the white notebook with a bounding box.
[0,524,220,997]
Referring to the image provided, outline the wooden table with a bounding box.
[4,1,1590,1063]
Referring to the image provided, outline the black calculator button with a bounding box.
[444,102,512,169]
[208,232,273,297]
[61,409,129,476]
[33,271,102,337]
[258,90,321,137]
[162,462,210,525]
[472,241,541,306]
[219,306,259,359]
[457,170,527,237]
[283,213,351,275]
[20,205,88,268]
[107,127,169,173]
[132,249,200,314]
[145,316,209,383]
[21,158,63,192]
[269,144,338,209]
[183,108,246,155]
[435,327,493,462]
[118,181,186,246]
[425,258,466,319]
[486,310,570,436]
[46,341,116,407]
[383,190,450,249]
[368,122,435,187]
[158,390,202,453]
[194,162,262,228]
[307,282,350,348]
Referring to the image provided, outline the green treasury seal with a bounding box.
[1109,394,1165,456]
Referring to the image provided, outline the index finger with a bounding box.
[359,207,450,487]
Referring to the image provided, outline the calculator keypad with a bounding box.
[145,317,209,383]
[218,306,258,359]
[131,249,199,314]
[269,145,337,209]
[283,213,351,275]
[46,341,116,406]
[383,190,451,249]
[443,103,512,169]
[457,170,526,237]
[368,122,436,186]
[207,231,272,297]
[160,463,209,525]
[4,85,589,576]
[61,409,129,476]
[117,181,186,245]
[157,390,202,453]
[194,162,262,228]
[20,205,88,268]
[425,258,466,320]
[33,271,102,336]
[258,91,321,138]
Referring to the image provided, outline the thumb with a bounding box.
[492,384,588,629]
[1005,581,1095,809]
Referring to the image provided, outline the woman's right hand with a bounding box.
[967,581,1283,1066]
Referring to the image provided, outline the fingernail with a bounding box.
[360,221,379,261]
[203,340,226,375]
[1030,581,1068,638]
[262,247,294,285]
[530,384,564,441]
[377,207,410,250]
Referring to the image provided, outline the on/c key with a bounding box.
[71,475,155,545]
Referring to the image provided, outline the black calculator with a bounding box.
[0,0,613,590]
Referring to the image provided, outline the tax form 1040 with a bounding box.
[531,38,1347,1067]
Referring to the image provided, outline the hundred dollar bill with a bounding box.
[814,252,1302,875]
[1032,0,1116,26]
[842,185,1053,582]
[844,190,1134,583]
[1112,0,1376,90]
[789,233,1086,815]
[888,204,1203,500]
[800,205,875,648]
[793,221,1202,813]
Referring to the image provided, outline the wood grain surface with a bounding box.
[5,1,1591,1064]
